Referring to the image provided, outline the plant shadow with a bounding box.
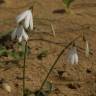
[0,31,15,49]
[52,9,66,14]
[0,0,5,4]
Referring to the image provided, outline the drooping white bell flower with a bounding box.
[67,46,78,64]
[85,40,89,57]
[2,82,11,93]
[11,25,29,42]
[16,10,33,30]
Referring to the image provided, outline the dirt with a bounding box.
[0,0,96,96]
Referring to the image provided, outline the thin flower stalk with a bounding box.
[23,42,28,96]
[37,35,81,96]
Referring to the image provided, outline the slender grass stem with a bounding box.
[50,24,56,37]
[23,41,27,96]
[37,35,81,96]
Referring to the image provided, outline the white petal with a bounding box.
[74,53,78,64]
[16,26,24,42]
[24,13,30,29]
[22,31,29,41]
[18,34,23,42]
[17,26,28,42]
[16,26,23,38]
[29,12,33,30]
[22,26,29,41]
[16,10,29,23]
[68,48,74,64]
[68,53,75,64]
[73,47,78,64]
[67,47,78,64]
[85,41,89,57]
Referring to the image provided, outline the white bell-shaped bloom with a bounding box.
[2,82,11,93]
[67,47,78,64]
[85,40,89,57]
[11,25,29,42]
[16,10,33,30]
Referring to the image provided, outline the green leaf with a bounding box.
[9,51,20,60]
[35,90,47,96]
[43,81,56,93]
[18,51,24,58]
[43,81,52,93]
[63,0,74,8]
[18,43,30,56]
[24,88,33,96]
[0,46,8,56]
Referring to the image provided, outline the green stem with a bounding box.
[23,41,27,96]
[37,35,81,96]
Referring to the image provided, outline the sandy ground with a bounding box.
[0,0,96,96]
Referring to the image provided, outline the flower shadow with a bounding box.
[52,9,66,14]
[0,0,5,4]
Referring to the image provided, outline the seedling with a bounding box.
[35,90,47,96]
[62,0,75,14]
[37,50,48,60]
[24,88,33,96]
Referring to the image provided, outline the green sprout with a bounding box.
[37,50,48,60]
[62,0,75,13]
[63,0,74,8]
[0,46,8,56]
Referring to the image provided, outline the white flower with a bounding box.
[16,10,33,30]
[67,47,78,64]
[2,82,11,93]
[85,40,89,57]
[11,25,29,42]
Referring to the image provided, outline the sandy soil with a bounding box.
[0,0,96,96]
